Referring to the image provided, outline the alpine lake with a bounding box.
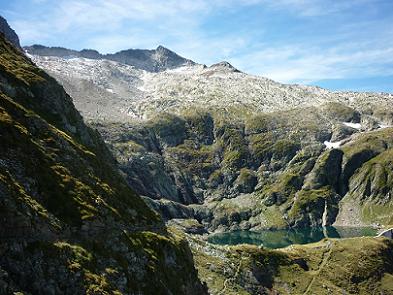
[207,226,378,249]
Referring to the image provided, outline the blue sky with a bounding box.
[1,0,393,92]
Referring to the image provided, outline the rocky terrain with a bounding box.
[25,44,195,73]
[0,31,207,294]
[26,52,393,122]
[2,14,393,294]
[27,44,393,233]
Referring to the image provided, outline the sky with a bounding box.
[1,0,393,92]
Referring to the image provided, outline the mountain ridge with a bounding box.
[24,44,196,72]
[27,52,393,123]
[26,44,393,232]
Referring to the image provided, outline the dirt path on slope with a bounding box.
[303,241,334,295]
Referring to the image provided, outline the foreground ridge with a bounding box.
[0,31,207,294]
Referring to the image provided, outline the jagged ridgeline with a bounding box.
[0,35,207,294]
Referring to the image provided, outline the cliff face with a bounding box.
[94,103,393,231]
[0,35,207,294]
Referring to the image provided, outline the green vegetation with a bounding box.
[343,149,393,225]
[341,128,393,159]
[249,133,274,161]
[279,237,393,294]
[166,141,217,176]
[290,187,332,215]
[121,228,201,294]
[259,170,303,206]
[182,110,214,144]
[321,102,359,122]
[217,124,249,169]
[245,113,275,134]
[0,94,158,226]
[146,112,186,147]
[192,235,393,295]
[235,168,257,191]
[0,34,206,294]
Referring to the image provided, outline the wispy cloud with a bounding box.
[231,41,393,83]
[2,0,393,91]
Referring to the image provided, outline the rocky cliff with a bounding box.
[0,34,207,294]
[93,104,393,231]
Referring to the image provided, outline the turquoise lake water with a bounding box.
[207,227,378,249]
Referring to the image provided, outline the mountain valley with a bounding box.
[1,14,393,294]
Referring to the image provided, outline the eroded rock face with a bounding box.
[27,50,393,121]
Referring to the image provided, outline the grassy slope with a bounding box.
[0,36,206,294]
[189,235,393,295]
[335,128,393,226]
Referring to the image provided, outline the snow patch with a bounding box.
[137,84,146,91]
[379,124,392,129]
[166,64,205,74]
[324,140,341,149]
[343,122,361,129]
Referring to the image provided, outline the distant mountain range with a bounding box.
[27,48,393,123]
[24,44,196,72]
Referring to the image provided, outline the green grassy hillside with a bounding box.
[0,35,207,294]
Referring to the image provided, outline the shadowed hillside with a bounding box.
[0,34,207,294]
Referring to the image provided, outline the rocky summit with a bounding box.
[1,14,393,295]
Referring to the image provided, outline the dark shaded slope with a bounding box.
[0,35,206,294]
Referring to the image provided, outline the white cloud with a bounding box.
[6,0,393,89]
[231,42,393,83]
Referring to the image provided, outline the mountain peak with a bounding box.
[156,45,171,52]
[210,61,240,72]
